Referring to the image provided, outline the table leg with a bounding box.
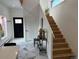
[34,39,35,47]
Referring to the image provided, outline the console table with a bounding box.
[34,38,47,54]
[34,38,47,47]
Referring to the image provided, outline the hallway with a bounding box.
[10,39,48,59]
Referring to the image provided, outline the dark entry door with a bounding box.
[13,17,24,38]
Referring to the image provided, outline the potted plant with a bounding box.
[45,8,49,15]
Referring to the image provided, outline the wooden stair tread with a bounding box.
[55,33,63,36]
[54,38,65,39]
[54,34,63,37]
[53,30,60,33]
[54,38,65,40]
[53,53,73,58]
[53,31,61,33]
[51,26,58,28]
[53,48,71,51]
[54,34,63,38]
[53,43,69,49]
[51,24,57,26]
[53,41,65,43]
[52,27,60,31]
[53,38,65,40]
[53,43,67,44]
[53,48,72,55]
[52,28,59,30]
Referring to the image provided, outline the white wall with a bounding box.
[0,4,9,19]
[10,8,23,17]
[50,0,78,58]
[24,5,40,41]
[23,0,40,41]
[0,3,11,38]
[40,0,49,12]
[39,5,53,59]
[0,3,13,45]
[9,8,23,39]
[40,1,54,59]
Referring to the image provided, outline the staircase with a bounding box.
[46,14,73,59]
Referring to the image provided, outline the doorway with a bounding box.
[13,17,24,38]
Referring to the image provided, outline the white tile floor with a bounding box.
[10,39,48,59]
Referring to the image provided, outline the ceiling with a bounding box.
[23,0,39,15]
[0,0,22,8]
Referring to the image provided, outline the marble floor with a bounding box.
[10,39,48,59]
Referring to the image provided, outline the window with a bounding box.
[0,16,7,38]
[51,0,64,7]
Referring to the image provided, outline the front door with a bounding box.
[13,17,24,38]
